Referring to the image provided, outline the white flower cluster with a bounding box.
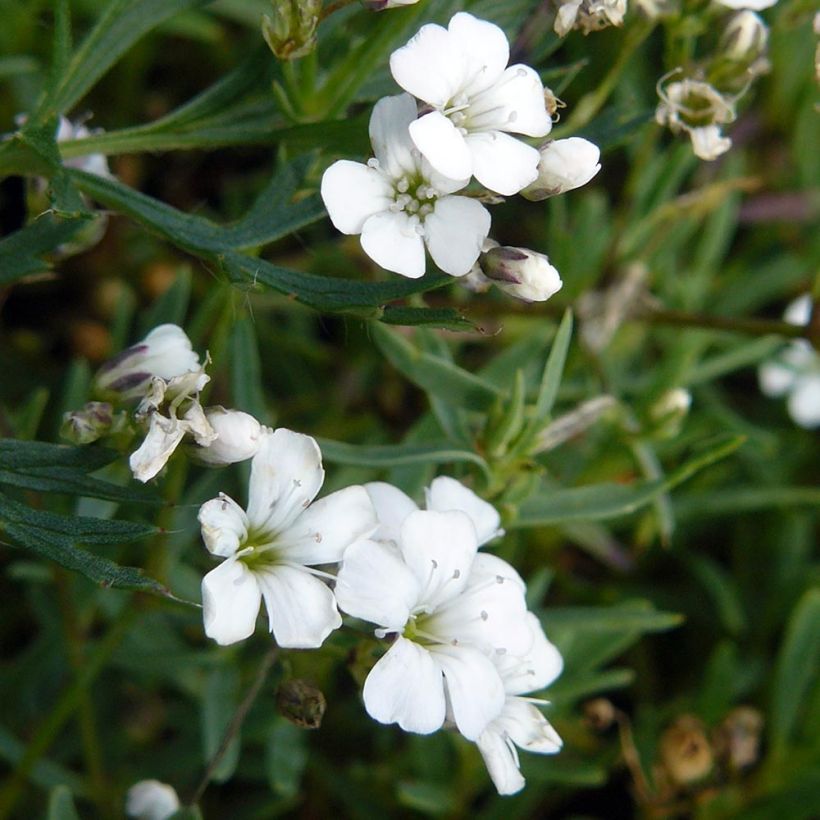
[321,12,600,294]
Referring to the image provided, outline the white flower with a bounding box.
[389,12,552,195]
[334,510,532,740]
[721,11,768,62]
[321,93,491,278]
[758,295,820,429]
[476,613,564,795]
[521,138,601,200]
[714,0,776,10]
[56,116,111,178]
[191,407,263,465]
[555,0,628,37]
[478,243,563,303]
[125,780,180,820]
[198,429,377,647]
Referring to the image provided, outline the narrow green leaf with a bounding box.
[0,438,117,470]
[51,0,72,88]
[0,216,87,286]
[46,785,80,820]
[549,668,635,704]
[544,604,683,634]
[381,306,478,331]
[531,308,573,427]
[229,317,271,424]
[674,486,820,518]
[202,667,241,782]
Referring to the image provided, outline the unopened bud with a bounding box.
[125,779,180,820]
[721,11,768,62]
[262,0,321,60]
[191,407,263,466]
[61,401,114,444]
[522,138,601,201]
[276,679,326,729]
[659,715,714,785]
[361,0,419,9]
[584,698,617,731]
[480,245,563,303]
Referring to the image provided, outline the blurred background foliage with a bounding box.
[0,0,818,817]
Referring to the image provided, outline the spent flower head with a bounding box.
[555,0,628,37]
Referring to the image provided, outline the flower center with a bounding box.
[387,172,440,233]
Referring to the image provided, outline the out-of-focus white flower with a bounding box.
[714,0,776,10]
[721,11,768,62]
[191,407,264,465]
[521,137,601,200]
[362,0,419,8]
[335,511,532,740]
[56,116,111,178]
[476,613,564,795]
[477,243,563,303]
[125,780,180,820]
[198,429,376,647]
[555,0,628,37]
[758,295,820,429]
[321,93,490,278]
[389,12,552,195]
[655,75,736,161]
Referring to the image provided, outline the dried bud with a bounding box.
[522,137,601,201]
[361,0,419,9]
[721,11,768,62]
[61,401,114,444]
[713,706,763,772]
[659,715,714,786]
[276,679,326,729]
[262,0,321,60]
[191,407,264,466]
[584,698,617,731]
[479,245,563,303]
[125,779,180,820]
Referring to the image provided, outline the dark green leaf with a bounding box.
[46,785,80,820]
[0,216,88,286]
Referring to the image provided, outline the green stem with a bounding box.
[319,0,356,23]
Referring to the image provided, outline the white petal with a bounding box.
[424,196,491,277]
[125,779,180,820]
[129,412,187,483]
[464,131,540,195]
[784,294,812,327]
[448,12,510,97]
[469,65,551,137]
[246,428,325,535]
[689,125,732,161]
[497,612,564,695]
[360,211,427,278]
[554,0,582,36]
[758,360,796,397]
[321,160,393,235]
[278,485,377,565]
[198,493,249,558]
[182,401,217,447]
[390,23,466,108]
[363,636,446,734]
[476,726,526,796]
[369,93,419,179]
[256,565,341,648]
[409,112,473,182]
[201,559,262,646]
[196,407,262,465]
[431,643,505,740]
[140,324,201,380]
[400,510,477,610]
[497,697,563,754]
[425,476,502,546]
[365,481,419,544]
[334,538,419,630]
[788,375,820,429]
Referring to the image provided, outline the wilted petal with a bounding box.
[409,112,473,182]
[363,636,447,734]
[129,412,187,483]
[198,493,249,558]
[256,565,341,648]
[321,160,393,234]
[201,559,261,646]
[498,697,563,754]
[360,211,427,278]
[432,643,505,740]
[476,726,526,796]
[279,485,377,565]
[365,481,419,544]
[424,196,491,277]
[465,131,540,195]
[689,125,731,161]
[246,428,325,535]
[425,476,502,546]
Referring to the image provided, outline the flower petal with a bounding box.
[129,412,187,483]
[321,160,393,235]
[469,65,551,137]
[425,476,502,547]
[497,697,563,754]
[201,559,261,646]
[360,211,427,278]
[432,643,505,740]
[464,131,540,195]
[409,112,473,182]
[399,510,477,610]
[256,565,341,648]
[369,93,419,179]
[497,612,564,695]
[246,428,325,535]
[476,726,526,796]
[424,196,491,277]
[335,538,419,630]
[448,12,509,97]
[198,493,249,558]
[787,374,820,429]
[365,481,419,544]
[279,484,377,565]
[363,636,446,734]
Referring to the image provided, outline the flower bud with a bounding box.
[276,679,326,729]
[479,245,563,303]
[60,401,114,444]
[659,715,714,786]
[521,138,601,201]
[648,388,691,438]
[94,324,201,402]
[361,0,419,9]
[721,11,768,62]
[262,0,321,60]
[125,779,180,820]
[192,407,263,466]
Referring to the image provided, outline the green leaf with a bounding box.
[674,486,820,519]
[531,308,573,425]
[548,667,635,704]
[230,318,272,423]
[370,323,502,411]
[50,0,72,91]
[46,785,80,820]
[267,720,308,799]
[202,667,241,782]
[544,602,683,634]
[381,306,478,332]
[512,435,744,528]
[0,216,88,286]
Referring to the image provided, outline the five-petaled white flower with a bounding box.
[198,428,376,648]
[476,613,564,795]
[321,93,490,278]
[389,12,552,195]
[335,503,531,740]
[758,295,820,429]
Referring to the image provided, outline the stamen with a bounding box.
[396,177,409,193]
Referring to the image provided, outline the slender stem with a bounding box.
[320,0,355,23]
[187,646,278,807]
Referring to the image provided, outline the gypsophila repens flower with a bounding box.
[554,0,628,37]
